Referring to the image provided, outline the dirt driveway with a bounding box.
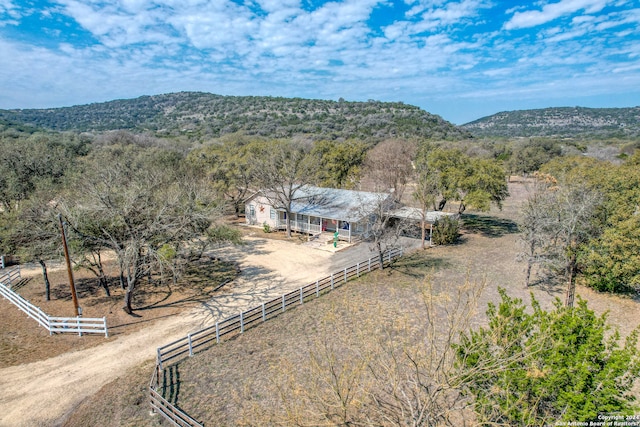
[0,235,413,427]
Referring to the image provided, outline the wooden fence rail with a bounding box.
[149,247,403,426]
[0,266,108,337]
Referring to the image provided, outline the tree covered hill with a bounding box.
[462,106,640,139]
[0,92,470,142]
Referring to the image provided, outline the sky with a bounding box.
[0,0,638,124]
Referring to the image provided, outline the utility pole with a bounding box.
[58,214,80,317]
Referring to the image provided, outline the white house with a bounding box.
[245,186,393,242]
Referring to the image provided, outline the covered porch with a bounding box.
[275,212,362,242]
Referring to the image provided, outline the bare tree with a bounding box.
[264,279,487,426]
[359,192,404,269]
[517,174,557,287]
[252,140,317,238]
[517,173,602,305]
[3,186,61,300]
[362,138,417,202]
[62,145,227,314]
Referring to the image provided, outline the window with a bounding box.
[270,208,276,220]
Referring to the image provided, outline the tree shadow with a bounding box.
[136,260,240,311]
[462,214,519,238]
[51,277,116,305]
[525,274,565,297]
[388,253,452,279]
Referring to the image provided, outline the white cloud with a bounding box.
[0,0,21,24]
[504,0,611,30]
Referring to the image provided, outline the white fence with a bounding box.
[149,247,404,427]
[0,266,108,337]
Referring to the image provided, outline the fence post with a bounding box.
[316,280,319,297]
[215,322,220,344]
[157,348,163,371]
[77,317,82,337]
[103,317,108,338]
[388,250,391,264]
[188,333,193,356]
[331,273,334,290]
[368,258,371,272]
[282,294,286,312]
[262,302,266,321]
[357,262,360,277]
[300,287,304,304]
[240,312,244,334]
[344,268,347,283]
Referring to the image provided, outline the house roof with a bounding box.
[250,186,392,223]
[386,206,458,224]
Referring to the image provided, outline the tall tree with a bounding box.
[424,148,508,213]
[413,143,440,248]
[62,145,227,314]
[252,140,317,238]
[310,139,368,189]
[517,172,602,305]
[2,186,61,300]
[362,138,416,202]
[187,135,259,217]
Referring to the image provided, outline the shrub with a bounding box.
[263,222,271,233]
[432,216,460,245]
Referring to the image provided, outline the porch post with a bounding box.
[348,222,351,243]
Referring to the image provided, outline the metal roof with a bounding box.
[287,186,392,223]
[386,206,458,223]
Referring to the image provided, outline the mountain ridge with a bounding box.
[462,106,640,139]
[0,92,470,142]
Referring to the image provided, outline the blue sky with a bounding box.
[0,0,638,124]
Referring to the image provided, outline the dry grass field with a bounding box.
[59,183,640,426]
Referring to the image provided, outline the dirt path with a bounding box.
[0,236,381,427]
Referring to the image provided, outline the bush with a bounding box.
[263,222,272,233]
[432,216,460,245]
[456,290,640,425]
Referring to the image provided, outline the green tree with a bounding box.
[456,290,640,426]
[577,152,640,293]
[61,144,229,314]
[423,148,508,213]
[187,134,259,217]
[458,157,509,213]
[507,138,563,175]
[310,139,368,189]
[0,132,86,212]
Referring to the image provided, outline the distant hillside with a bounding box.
[0,92,470,142]
[461,107,640,139]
